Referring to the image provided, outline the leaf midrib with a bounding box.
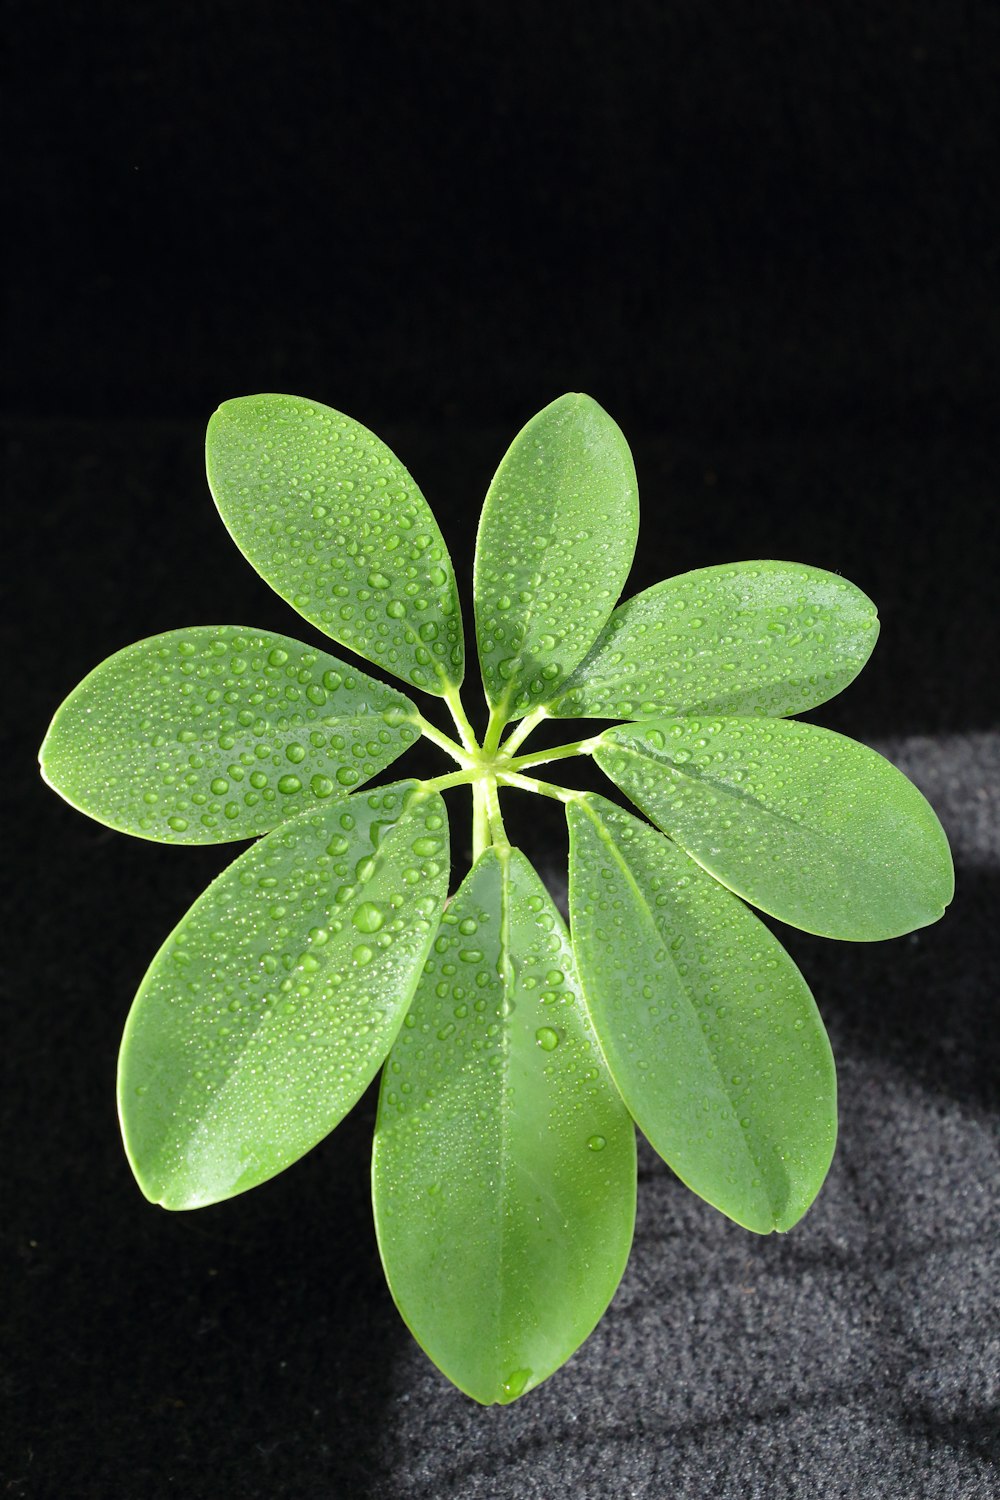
[152,797,431,1183]
[575,798,776,1214]
[605,736,898,891]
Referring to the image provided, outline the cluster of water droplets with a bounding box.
[475,400,635,713]
[121,782,449,1206]
[372,849,635,1400]
[550,561,877,721]
[47,627,419,844]
[597,715,912,939]
[568,796,834,1229]
[212,398,463,690]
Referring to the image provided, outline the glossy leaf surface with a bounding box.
[206,395,464,693]
[40,627,420,844]
[372,847,636,1404]
[119,782,449,1208]
[568,795,836,1232]
[547,560,879,720]
[474,394,639,719]
[596,717,954,940]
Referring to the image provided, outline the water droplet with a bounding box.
[535,1026,559,1051]
[353,902,385,934]
[352,944,374,965]
[277,774,302,794]
[501,1368,532,1401]
[587,1135,607,1152]
[167,816,188,832]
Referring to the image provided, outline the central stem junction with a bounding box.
[414,689,597,860]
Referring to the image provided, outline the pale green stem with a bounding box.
[442,682,479,753]
[502,705,548,755]
[421,767,481,795]
[412,713,474,766]
[497,770,582,805]
[471,779,490,863]
[506,732,603,773]
[485,776,510,849]
[482,704,509,756]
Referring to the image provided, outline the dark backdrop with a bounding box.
[4,5,998,1498]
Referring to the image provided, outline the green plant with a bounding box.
[40,392,953,1404]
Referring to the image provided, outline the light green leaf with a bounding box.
[596,717,954,940]
[568,794,836,1233]
[473,394,639,720]
[39,626,421,844]
[546,560,879,721]
[206,395,464,694]
[118,782,449,1208]
[372,847,636,1405]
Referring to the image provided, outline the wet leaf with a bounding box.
[596,717,955,939]
[568,794,836,1232]
[206,395,464,694]
[372,847,636,1404]
[547,560,879,720]
[118,782,449,1208]
[474,394,638,720]
[39,626,420,843]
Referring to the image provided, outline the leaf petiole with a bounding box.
[442,682,479,753]
[497,770,581,804]
[506,733,603,773]
[472,780,491,862]
[485,777,510,849]
[482,704,509,757]
[501,705,548,755]
[412,714,474,766]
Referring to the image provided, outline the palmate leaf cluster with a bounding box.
[39,393,954,1405]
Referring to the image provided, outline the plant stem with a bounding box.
[442,682,479,753]
[502,705,548,755]
[421,768,480,795]
[497,770,582,804]
[482,704,509,756]
[485,776,510,849]
[412,714,473,766]
[471,779,490,863]
[506,733,602,772]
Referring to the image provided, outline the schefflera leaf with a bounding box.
[206,395,464,694]
[595,717,955,940]
[545,560,879,721]
[39,626,420,844]
[372,847,636,1405]
[474,394,639,720]
[568,794,836,1233]
[118,781,449,1209]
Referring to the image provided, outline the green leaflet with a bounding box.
[372,847,636,1405]
[118,782,449,1209]
[546,560,879,721]
[568,795,836,1233]
[596,717,954,940]
[39,626,420,844]
[206,395,464,694]
[473,394,638,720]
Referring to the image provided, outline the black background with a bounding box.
[4,4,998,1497]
